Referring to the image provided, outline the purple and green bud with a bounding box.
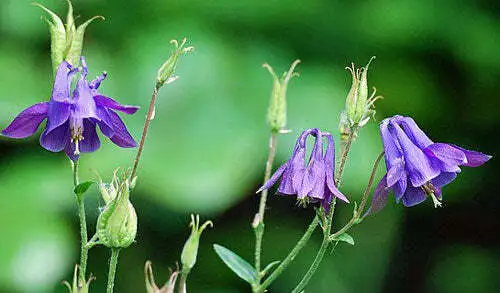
[96,171,137,248]
[156,38,194,88]
[263,60,300,133]
[180,214,213,274]
[341,57,382,130]
[63,265,94,293]
[34,0,103,74]
[145,261,178,293]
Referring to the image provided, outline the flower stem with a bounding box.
[73,159,88,280]
[253,132,278,281]
[255,215,319,293]
[178,271,188,293]
[106,248,120,293]
[131,84,160,180]
[291,129,357,292]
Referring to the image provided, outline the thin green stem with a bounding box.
[131,84,160,180]
[256,215,319,293]
[178,271,188,293]
[73,160,88,280]
[254,132,278,283]
[106,248,120,293]
[291,129,357,293]
[328,152,384,241]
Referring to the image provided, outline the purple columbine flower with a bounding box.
[370,115,491,212]
[257,128,348,210]
[2,57,139,160]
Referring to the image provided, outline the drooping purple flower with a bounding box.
[2,57,139,160]
[369,115,491,212]
[257,128,348,210]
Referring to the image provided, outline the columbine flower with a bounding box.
[2,57,139,160]
[370,115,491,212]
[257,128,348,210]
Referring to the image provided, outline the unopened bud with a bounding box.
[34,0,103,74]
[180,214,213,274]
[264,60,300,133]
[156,38,194,88]
[341,56,382,130]
[96,171,137,248]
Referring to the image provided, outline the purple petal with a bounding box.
[90,72,107,90]
[390,120,439,187]
[386,159,405,187]
[401,185,426,207]
[64,142,79,161]
[392,176,408,200]
[101,109,137,148]
[394,116,433,149]
[94,95,139,115]
[257,163,288,193]
[424,143,466,172]
[51,61,78,103]
[40,121,70,152]
[2,102,48,138]
[323,133,349,203]
[277,166,296,195]
[450,145,492,167]
[431,172,457,187]
[45,101,71,134]
[380,119,405,174]
[79,119,101,153]
[367,175,389,215]
[298,130,323,198]
[72,78,98,119]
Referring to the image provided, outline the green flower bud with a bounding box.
[145,261,179,293]
[34,1,103,74]
[263,60,300,133]
[96,172,137,248]
[156,38,194,88]
[63,265,94,293]
[180,214,213,274]
[342,56,382,129]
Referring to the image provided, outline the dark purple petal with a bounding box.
[103,110,137,148]
[401,186,426,207]
[257,163,287,193]
[45,101,71,134]
[64,142,79,161]
[390,120,439,187]
[79,119,101,153]
[450,145,492,167]
[277,166,296,195]
[394,116,433,149]
[298,130,323,199]
[94,95,139,115]
[431,172,457,187]
[40,121,70,152]
[424,143,466,172]
[367,175,389,215]
[392,176,408,201]
[324,133,349,202]
[2,102,48,138]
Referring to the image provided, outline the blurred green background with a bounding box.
[1,0,499,292]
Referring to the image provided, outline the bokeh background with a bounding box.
[1,0,499,292]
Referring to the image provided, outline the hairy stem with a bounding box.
[328,152,384,241]
[73,160,88,280]
[179,272,188,293]
[131,84,160,180]
[106,248,120,293]
[291,234,329,293]
[256,215,320,293]
[254,132,278,281]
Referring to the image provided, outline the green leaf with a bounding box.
[335,233,355,245]
[213,244,257,284]
[73,181,95,195]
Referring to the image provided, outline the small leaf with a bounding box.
[74,181,95,195]
[261,260,280,277]
[335,233,355,245]
[213,244,257,284]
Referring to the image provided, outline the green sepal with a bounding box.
[213,244,257,284]
[65,15,104,66]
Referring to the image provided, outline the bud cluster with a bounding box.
[156,38,194,88]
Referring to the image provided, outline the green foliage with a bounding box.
[334,233,355,246]
[73,181,95,197]
[213,244,257,284]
